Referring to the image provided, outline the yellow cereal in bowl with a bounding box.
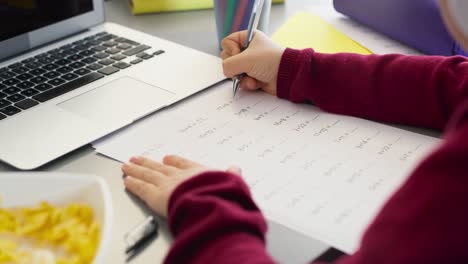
[0,202,100,264]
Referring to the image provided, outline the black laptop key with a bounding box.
[0,84,5,90]
[82,57,98,64]
[105,48,120,55]
[47,49,60,55]
[12,67,29,75]
[16,73,33,81]
[43,63,60,71]
[86,40,102,46]
[123,45,151,56]
[95,32,107,37]
[113,62,130,69]
[38,57,54,64]
[1,105,21,116]
[98,59,115,66]
[21,88,39,97]
[136,52,148,58]
[75,44,91,51]
[16,81,34,89]
[98,66,119,75]
[25,62,42,69]
[0,99,10,108]
[94,53,109,59]
[84,35,96,40]
[2,87,21,95]
[35,53,48,59]
[35,83,53,91]
[62,73,78,81]
[115,37,139,46]
[48,54,63,60]
[79,50,95,57]
[103,41,118,47]
[30,76,47,84]
[142,54,153,60]
[0,113,6,120]
[92,46,107,52]
[110,54,126,61]
[116,44,132,50]
[33,72,104,102]
[55,59,71,66]
[29,68,46,75]
[67,55,83,61]
[7,94,26,103]
[21,57,36,64]
[87,63,103,71]
[153,50,165,56]
[33,59,45,65]
[3,78,20,86]
[74,68,91,76]
[0,68,8,74]
[0,72,16,79]
[97,35,114,42]
[130,58,142,64]
[72,39,85,45]
[44,71,60,79]
[8,63,22,69]
[0,91,6,98]
[69,62,85,69]
[15,98,39,110]
[60,48,79,57]
[56,66,73,74]
[48,78,66,86]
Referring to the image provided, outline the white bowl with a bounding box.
[0,172,113,264]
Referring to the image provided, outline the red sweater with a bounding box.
[164,49,468,264]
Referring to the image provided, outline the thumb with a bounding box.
[222,53,252,78]
[226,165,242,175]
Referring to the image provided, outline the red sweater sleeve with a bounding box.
[164,171,276,264]
[277,48,468,130]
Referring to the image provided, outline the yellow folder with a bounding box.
[272,12,372,54]
[130,0,285,15]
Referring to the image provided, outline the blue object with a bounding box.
[333,0,467,56]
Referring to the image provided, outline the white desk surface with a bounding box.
[0,0,438,263]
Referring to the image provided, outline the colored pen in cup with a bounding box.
[233,0,265,97]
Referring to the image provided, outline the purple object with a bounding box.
[333,0,467,56]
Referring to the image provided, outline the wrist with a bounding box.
[277,48,302,100]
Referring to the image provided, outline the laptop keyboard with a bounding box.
[0,32,165,121]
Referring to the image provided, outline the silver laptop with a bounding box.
[0,0,226,169]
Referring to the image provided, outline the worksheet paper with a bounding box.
[94,81,439,253]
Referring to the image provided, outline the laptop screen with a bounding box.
[0,0,93,42]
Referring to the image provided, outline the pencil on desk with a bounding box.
[231,0,249,32]
[223,0,237,38]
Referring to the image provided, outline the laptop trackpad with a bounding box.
[58,77,175,125]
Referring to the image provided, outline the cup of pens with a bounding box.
[214,0,272,49]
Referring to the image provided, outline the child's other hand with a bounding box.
[122,155,241,218]
[221,30,285,96]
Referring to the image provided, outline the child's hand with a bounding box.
[221,30,285,96]
[122,155,241,218]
